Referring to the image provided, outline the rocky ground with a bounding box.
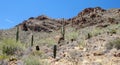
[0,7,120,65]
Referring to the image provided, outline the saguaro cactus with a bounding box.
[53,45,57,58]
[16,26,19,42]
[31,34,34,47]
[87,33,91,39]
[36,45,40,51]
[61,19,65,40]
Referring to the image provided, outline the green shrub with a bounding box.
[23,55,50,65]
[23,55,41,65]
[109,29,116,34]
[0,39,25,55]
[106,38,120,50]
[90,27,102,36]
[38,38,56,47]
[81,27,102,39]
[31,51,48,59]
[65,31,79,41]
[78,39,87,49]
[0,54,10,60]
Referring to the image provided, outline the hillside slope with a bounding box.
[0,7,120,65]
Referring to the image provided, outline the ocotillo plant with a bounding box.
[61,19,65,40]
[16,26,19,42]
[31,34,34,47]
[53,45,57,58]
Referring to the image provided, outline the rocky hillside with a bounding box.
[0,7,120,65]
[17,15,67,33]
[14,7,120,32]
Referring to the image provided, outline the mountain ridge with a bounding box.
[15,7,120,33]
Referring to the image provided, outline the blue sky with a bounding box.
[0,0,120,29]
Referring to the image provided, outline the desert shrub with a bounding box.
[106,38,120,50]
[81,27,103,39]
[66,31,79,41]
[23,55,40,65]
[23,55,50,65]
[0,54,10,60]
[106,24,120,33]
[90,27,102,36]
[0,39,25,55]
[109,29,116,34]
[38,38,56,47]
[31,51,48,59]
[78,39,87,48]
[64,27,79,41]
[108,17,115,23]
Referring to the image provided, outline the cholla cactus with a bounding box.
[16,26,19,42]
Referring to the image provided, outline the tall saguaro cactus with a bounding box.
[61,19,65,40]
[53,45,57,58]
[16,26,19,42]
[31,34,34,47]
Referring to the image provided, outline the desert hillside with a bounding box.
[0,7,120,65]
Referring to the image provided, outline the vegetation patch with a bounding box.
[65,27,79,41]
[0,54,10,60]
[106,38,120,50]
[23,55,41,65]
[0,39,25,55]
[38,38,56,47]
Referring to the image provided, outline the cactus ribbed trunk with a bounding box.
[53,45,57,58]
[61,19,65,40]
[31,34,34,47]
[16,27,19,42]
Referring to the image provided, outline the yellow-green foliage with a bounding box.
[78,39,86,47]
[80,27,103,39]
[65,27,79,41]
[90,27,102,36]
[0,39,25,55]
[38,38,56,46]
[106,24,120,34]
[106,38,120,50]
[23,55,50,65]
[109,29,116,34]
[66,31,79,41]
[23,52,50,65]
[0,54,10,60]
[31,50,48,59]
[23,55,40,65]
